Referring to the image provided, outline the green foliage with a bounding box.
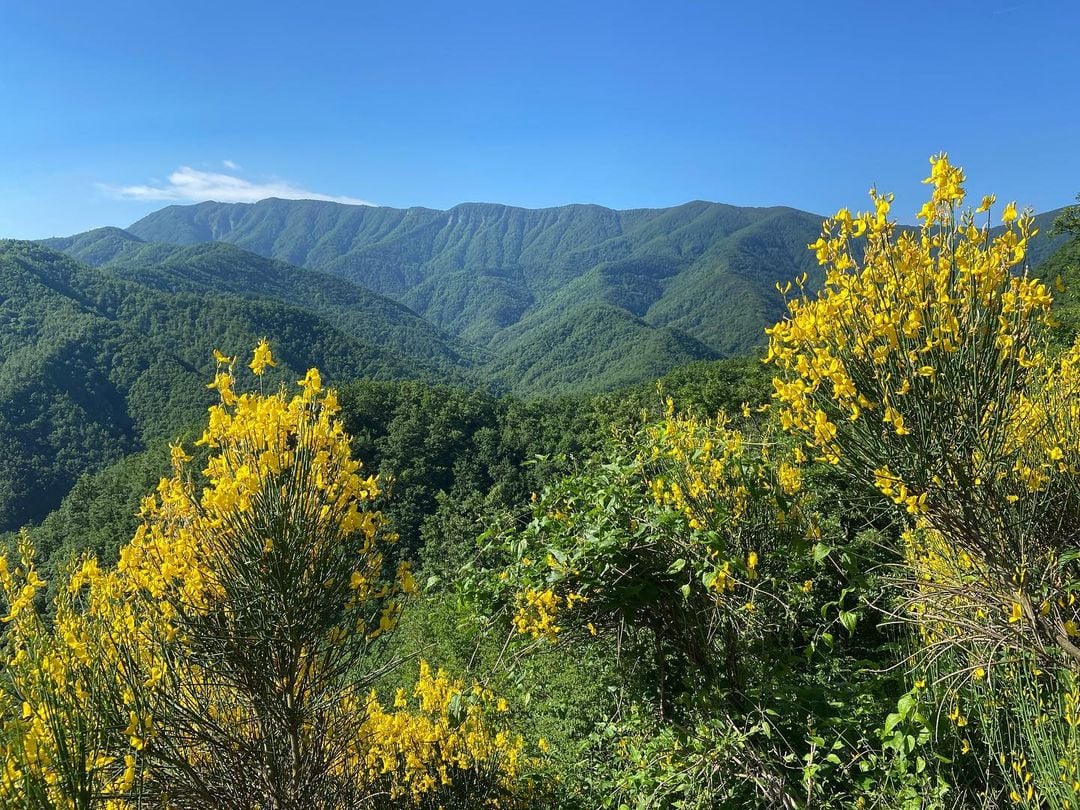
[459,405,922,807]
[338,380,603,565]
[31,444,171,588]
[594,356,773,422]
[1038,236,1080,346]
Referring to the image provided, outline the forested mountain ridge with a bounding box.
[124,199,826,356]
[0,239,473,530]
[41,226,145,266]
[124,198,1072,373]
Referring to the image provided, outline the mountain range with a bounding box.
[122,199,827,360]
[0,196,1066,531]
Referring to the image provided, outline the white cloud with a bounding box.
[100,166,374,206]
[222,159,240,170]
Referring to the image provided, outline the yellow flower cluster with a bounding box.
[118,350,389,619]
[644,400,812,601]
[1009,339,1080,490]
[0,536,154,806]
[355,661,526,805]
[249,337,277,375]
[902,525,983,639]
[873,465,928,516]
[766,153,1050,491]
[647,399,803,531]
[512,588,586,642]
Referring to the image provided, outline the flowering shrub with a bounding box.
[357,660,527,808]
[766,154,1051,488]
[766,154,1080,657]
[118,346,414,807]
[473,402,903,806]
[766,155,1080,805]
[0,344,529,809]
[0,535,148,808]
[495,402,811,660]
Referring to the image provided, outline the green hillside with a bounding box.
[100,241,478,374]
[1036,236,1080,344]
[484,302,717,396]
[41,226,146,266]
[124,199,821,357]
[0,240,468,530]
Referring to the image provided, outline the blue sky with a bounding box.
[1,0,1077,238]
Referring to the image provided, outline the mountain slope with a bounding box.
[99,241,480,374]
[0,240,473,530]
[124,199,825,374]
[484,302,717,396]
[40,226,146,266]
